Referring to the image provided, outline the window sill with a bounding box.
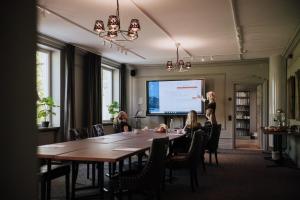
[103,122,113,126]
[38,126,60,132]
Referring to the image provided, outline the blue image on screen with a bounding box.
[148,82,159,113]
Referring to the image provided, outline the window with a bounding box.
[36,45,61,127]
[36,50,50,99]
[102,65,120,121]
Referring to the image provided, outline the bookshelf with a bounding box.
[235,91,251,139]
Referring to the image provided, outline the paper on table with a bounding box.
[169,133,183,136]
[112,147,141,151]
[88,137,105,140]
[43,144,66,148]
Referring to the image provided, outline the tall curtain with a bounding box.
[63,44,76,141]
[120,64,127,111]
[84,52,102,128]
[296,70,300,120]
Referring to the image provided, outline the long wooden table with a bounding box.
[37,130,185,199]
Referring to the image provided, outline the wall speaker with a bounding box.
[130,69,136,76]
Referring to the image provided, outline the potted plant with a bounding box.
[108,101,119,121]
[37,96,59,127]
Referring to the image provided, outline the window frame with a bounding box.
[101,64,119,122]
[36,44,62,127]
[37,48,55,125]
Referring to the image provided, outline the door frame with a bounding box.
[233,83,264,149]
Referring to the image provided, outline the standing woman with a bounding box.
[201,91,217,125]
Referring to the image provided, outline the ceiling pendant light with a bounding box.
[166,43,191,72]
[93,0,141,41]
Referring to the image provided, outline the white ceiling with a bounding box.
[37,0,300,65]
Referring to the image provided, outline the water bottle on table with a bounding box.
[169,118,174,133]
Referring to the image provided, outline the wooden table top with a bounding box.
[37,130,185,162]
[37,140,91,159]
[261,127,289,135]
[54,143,145,162]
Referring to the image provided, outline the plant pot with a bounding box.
[41,121,50,128]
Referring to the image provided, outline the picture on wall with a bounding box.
[287,76,295,119]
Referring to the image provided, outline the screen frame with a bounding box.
[146,79,206,116]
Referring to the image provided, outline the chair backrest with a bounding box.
[92,124,104,137]
[69,128,89,140]
[207,124,221,152]
[139,137,169,186]
[187,130,208,165]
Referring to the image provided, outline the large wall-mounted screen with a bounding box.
[146,79,205,115]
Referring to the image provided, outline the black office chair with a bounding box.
[38,163,70,200]
[166,130,208,192]
[92,123,104,137]
[206,124,221,165]
[69,128,89,140]
[109,137,169,200]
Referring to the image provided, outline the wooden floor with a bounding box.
[236,138,259,149]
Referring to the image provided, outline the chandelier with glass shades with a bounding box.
[166,43,191,72]
[93,0,141,41]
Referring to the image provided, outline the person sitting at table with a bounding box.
[183,110,202,136]
[172,110,202,154]
[113,111,132,133]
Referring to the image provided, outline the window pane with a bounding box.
[102,69,113,120]
[36,51,50,98]
[36,51,50,124]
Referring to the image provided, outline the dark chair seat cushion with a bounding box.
[166,154,190,169]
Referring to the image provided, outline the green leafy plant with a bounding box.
[37,96,59,124]
[108,101,119,119]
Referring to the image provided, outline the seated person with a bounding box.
[183,110,202,137]
[172,110,202,154]
[155,123,167,133]
[113,111,132,133]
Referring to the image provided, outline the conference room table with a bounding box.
[37,129,185,199]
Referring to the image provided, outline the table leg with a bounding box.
[138,153,143,170]
[46,159,51,200]
[71,161,78,200]
[119,160,124,174]
[97,162,104,199]
[278,135,283,160]
[92,163,96,187]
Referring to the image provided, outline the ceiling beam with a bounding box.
[130,0,193,58]
[229,0,245,60]
[36,4,146,60]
